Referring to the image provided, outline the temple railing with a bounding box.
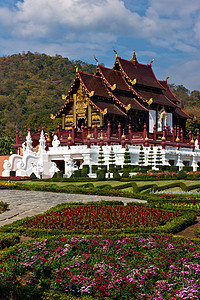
[13,122,199,152]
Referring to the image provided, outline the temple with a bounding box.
[55,50,189,134]
[3,50,200,178]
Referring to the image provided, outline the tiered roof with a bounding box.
[56,50,190,121]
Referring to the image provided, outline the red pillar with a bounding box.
[153,124,157,141]
[93,123,98,139]
[118,123,121,140]
[56,124,60,140]
[180,128,183,143]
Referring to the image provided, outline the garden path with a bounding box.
[0,190,146,227]
[177,216,200,238]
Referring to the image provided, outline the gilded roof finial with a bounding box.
[94,55,99,66]
[166,76,170,82]
[100,130,104,140]
[131,46,137,62]
[74,64,78,73]
[113,48,118,58]
[150,59,154,65]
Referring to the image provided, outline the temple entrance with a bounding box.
[77,118,86,130]
[52,160,64,172]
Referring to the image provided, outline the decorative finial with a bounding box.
[190,136,194,144]
[145,132,149,142]
[100,130,104,140]
[121,129,126,140]
[161,134,166,141]
[94,55,99,66]
[166,76,170,82]
[87,130,91,140]
[150,59,154,65]
[113,48,118,58]
[68,133,72,141]
[74,65,78,73]
[131,46,137,62]
[176,136,180,143]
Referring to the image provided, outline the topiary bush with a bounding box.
[177,170,187,180]
[113,170,121,180]
[97,169,106,180]
[29,172,37,179]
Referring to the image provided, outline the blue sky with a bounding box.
[0,0,200,91]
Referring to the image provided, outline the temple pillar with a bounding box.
[172,127,175,143]
[153,124,157,141]
[118,123,121,140]
[128,124,132,141]
[93,123,98,140]
[62,114,65,130]
[180,128,183,143]
[88,104,92,128]
[56,124,60,140]
[73,94,77,127]
[143,123,147,139]
[71,123,75,143]
[107,121,111,145]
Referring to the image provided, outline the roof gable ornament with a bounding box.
[150,59,154,65]
[94,55,99,66]
[131,46,138,62]
[111,83,117,91]
[166,76,170,82]
[113,48,118,58]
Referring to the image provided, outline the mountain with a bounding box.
[0,51,96,138]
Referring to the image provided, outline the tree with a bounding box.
[109,146,116,171]
[98,145,105,168]
[155,147,162,169]
[148,145,154,168]
[138,145,145,167]
[123,145,131,170]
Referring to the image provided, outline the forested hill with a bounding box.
[0,51,96,139]
[0,51,199,142]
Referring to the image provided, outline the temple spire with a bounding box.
[131,46,138,62]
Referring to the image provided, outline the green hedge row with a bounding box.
[0,232,20,250]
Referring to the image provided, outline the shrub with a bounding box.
[10,171,16,177]
[97,169,106,180]
[91,165,98,173]
[122,170,130,178]
[29,172,37,179]
[57,171,63,178]
[177,170,187,180]
[74,170,81,178]
[113,170,121,180]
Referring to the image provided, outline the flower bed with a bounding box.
[0,235,200,299]
[20,204,178,231]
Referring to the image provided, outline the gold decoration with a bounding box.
[190,136,194,143]
[65,116,73,123]
[176,136,180,143]
[10,150,13,155]
[131,47,137,62]
[100,130,104,140]
[94,56,99,66]
[161,134,166,141]
[111,83,116,91]
[150,59,154,65]
[75,65,78,72]
[145,133,149,142]
[166,76,170,81]
[131,78,137,85]
[50,113,55,120]
[121,129,126,139]
[88,90,95,97]
[62,94,67,100]
[68,133,72,141]
[113,48,118,58]
[92,113,100,121]
[103,108,107,116]
[147,98,153,106]
[46,134,51,142]
[125,104,131,112]
[87,130,91,139]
